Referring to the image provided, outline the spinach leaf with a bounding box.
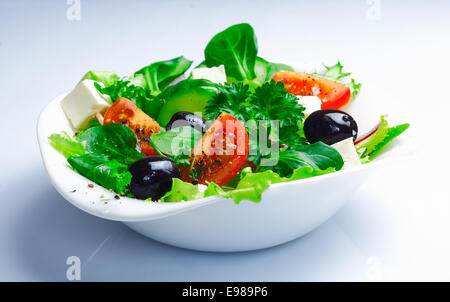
[50,123,145,194]
[80,71,119,87]
[68,154,132,194]
[204,23,258,82]
[77,123,144,165]
[134,56,193,94]
[150,126,202,157]
[260,142,344,177]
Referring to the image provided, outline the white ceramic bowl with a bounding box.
[37,63,411,252]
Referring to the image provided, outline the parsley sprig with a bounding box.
[204,80,306,168]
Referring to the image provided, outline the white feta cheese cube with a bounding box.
[192,65,227,84]
[331,137,362,169]
[60,79,111,130]
[197,184,208,192]
[297,95,322,116]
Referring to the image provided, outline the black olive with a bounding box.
[128,156,180,200]
[303,109,358,145]
[166,111,210,134]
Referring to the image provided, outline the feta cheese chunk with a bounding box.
[197,184,208,192]
[297,96,322,116]
[192,65,227,84]
[331,137,362,169]
[60,79,111,130]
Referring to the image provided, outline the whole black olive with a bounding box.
[166,111,210,133]
[303,109,358,145]
[128,156,180,200]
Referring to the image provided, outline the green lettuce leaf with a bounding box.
[80,71,119,87]
[160,166,335,204]
[356,115,410,160]
[313,61,361,97]
[159,178,205,202]
[48,131,85,158]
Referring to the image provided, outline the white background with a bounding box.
[0,0,449,281]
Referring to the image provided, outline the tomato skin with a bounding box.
[272,71,352,109]
[180,113,249,186]
[103,97,160,156]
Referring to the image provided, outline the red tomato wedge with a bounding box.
[180,112,249,186]
[272,71,352,109]
[103,97,160,156]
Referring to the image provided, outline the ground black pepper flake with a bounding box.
[88,184,94,188]
[114,195,120,200]
[70,189,76,193]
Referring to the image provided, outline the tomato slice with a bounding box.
[272,71,352,109]
[103,97,160,156]
[180,112,249,186]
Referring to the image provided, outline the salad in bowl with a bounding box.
[40,23,409,251]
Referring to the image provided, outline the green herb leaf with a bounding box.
[68,154,132,194]
[313,61,362,97]
[160,166,335,204]
[259,142,344,177]
[221,166,334,203]
[48,131,85,158]
[94,81,164,119]
[150,126,202,167]
[250,80,304,128]
[159,178,205,202]
[134,56,193,94]
[204,23,258,82]
[204,82,251,121]
[356,116,409,160]
[204,81,306,166]
[77,123,144,165]
[50,124,145,194]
